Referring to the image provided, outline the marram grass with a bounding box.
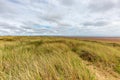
[0,36,120,80]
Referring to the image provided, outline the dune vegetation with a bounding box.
[0,36,120,80]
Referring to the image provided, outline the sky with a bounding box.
[0,0,120,36]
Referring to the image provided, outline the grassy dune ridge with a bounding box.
[0,36,120,80]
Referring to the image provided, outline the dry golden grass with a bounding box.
[0,36,120,80]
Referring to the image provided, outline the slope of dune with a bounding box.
[0,36,120,80]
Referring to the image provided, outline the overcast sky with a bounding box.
[0,0,120,36]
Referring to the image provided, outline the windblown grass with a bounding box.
[0,36,120,80]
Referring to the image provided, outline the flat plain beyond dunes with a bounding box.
[0,36,120,80]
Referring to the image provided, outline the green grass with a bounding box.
[0,36,120,80]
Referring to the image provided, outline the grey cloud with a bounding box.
[0,22,56,35]
[0,0,15,13]
[21,21,57,34]
[0,22,32,34]
[82,21,109,26]
[41,16,72,27]
[88,0,116,12]
[40,14,62,23]
[0,29,9,33]
[57,22,71,27]
[59,0,75,6]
